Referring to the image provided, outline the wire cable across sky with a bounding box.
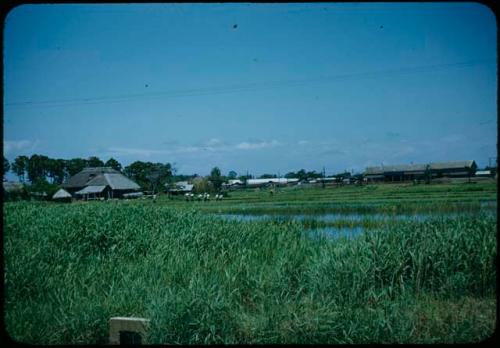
[4,58,495,109]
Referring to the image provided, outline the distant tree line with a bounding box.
[3,155,123,184]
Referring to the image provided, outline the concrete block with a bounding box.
[109,317,150,345]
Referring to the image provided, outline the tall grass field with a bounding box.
[3,182,497,344]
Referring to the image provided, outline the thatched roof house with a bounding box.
[63,167,141,199]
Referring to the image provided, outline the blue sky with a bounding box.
[3,3,497,177]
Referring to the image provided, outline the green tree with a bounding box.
[3,157,10,178]
[124,161,149,187]
[145,163,173,194]
[238,174,253,180]
[27,154,50,183]
[296,169,307,181]
[227,170,238,179]
[284,171,297,179]
[192,177,213,194]
[209,167,224,192]
[28,178,58,200]
[87,156,104,167]
[66,158,88,177]
[11,155,29,182]
[306,170,322,179]
[105,158,122,171]
[46,158,66,184]
[124,161,173,192]
[259,173,277,179]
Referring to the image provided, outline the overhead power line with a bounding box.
[4,58,495,109]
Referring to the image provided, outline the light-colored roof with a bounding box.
[75,185,107,195]
[228,179,243,185]
[365,164,427,175]
[52,188,72,199]
[3,181,24,192]
[123,192,144,198]
[429,160,476,170]
[166,181,194,191]
[365,167,384,175]
[365,160,476,175]
[63,167,119,188]
[475,170,491,175]
[382,164,428,173]
[246,178,297,185]
[85,173,140,190]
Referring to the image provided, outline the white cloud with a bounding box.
[3,140,39,155]
[106,144,219,157]
[106,147,170,157]
[235,140,281,150]
[106,138,285,159]
[298,140,309,146]
[205,138,223,147]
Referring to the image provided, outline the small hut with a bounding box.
[52,188,72,202]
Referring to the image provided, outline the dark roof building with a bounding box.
[63,167,120,191]
[428,160,477,176]
[364,160,477,182]
[64,167,141,199]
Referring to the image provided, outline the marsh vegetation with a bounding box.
[3,182,497,344]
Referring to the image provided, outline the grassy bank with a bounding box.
[4,199,496,344]
[173,181,497,215]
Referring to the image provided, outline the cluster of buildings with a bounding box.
[3,159,496,201]
[167,159,492,193]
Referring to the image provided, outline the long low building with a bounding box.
[246,178,299,187]
[364,160,477,182]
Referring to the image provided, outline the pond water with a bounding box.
[309,226,365,240]
[214,210,495,223]
[213,208,496,239]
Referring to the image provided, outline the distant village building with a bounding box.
[222,179,244,189]
[364,160,477,182]
[63,167,141,200]
[165,181,194,195]
[475,170,492,177]
[52,188,72,202]
[245,178,299,187]
[3,180,24,194]
[428,160,477,178]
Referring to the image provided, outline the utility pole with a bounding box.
[277,170,280,192]
[322,166,325,188]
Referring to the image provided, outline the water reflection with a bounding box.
[214,210,495,223]
[214,209,496,240]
